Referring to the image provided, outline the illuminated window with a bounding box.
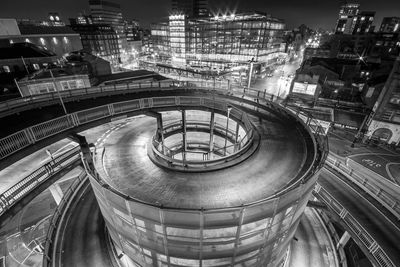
[40,38,45,45]
[9,40,13,44]
[63,37,68,43]
[33,64,40,70]
[53,37,58,44]
[25,38,30,43]
[49,15,54,21]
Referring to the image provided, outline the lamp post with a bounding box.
[49,69,67,115]
[224,106,232,156]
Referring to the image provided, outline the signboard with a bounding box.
[292,82,317,96]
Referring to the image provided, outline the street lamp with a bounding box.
[224,106,232,156]
[49,69,67,115]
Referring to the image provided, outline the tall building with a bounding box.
[89,0,127,60]
[171,0,209,17]
[69,24,120,68]
[351,11,375,34]
[366,56,400,145]
[335,2,374,35]
[335,2,360,34]
[148,12,286,76]
[380,17,400,33]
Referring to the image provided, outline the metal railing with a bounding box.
[0,83,327,200]
[42,170,88,267]
[150,112,254,169]
[325,154,400,220]
[314,182,396,267]
[0,146,81,216]
[0,82,329,266]
[0,82,396,266]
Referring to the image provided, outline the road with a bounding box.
[318,168,400,266]
[252,58,302,98]
[0,120,128,194]
[288,208,337,267]
[0,167,81,267]
[60,188,115,267]
[98,110,311,209]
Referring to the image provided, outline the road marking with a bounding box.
[349,152,398,158]
[323,168,400,232]
[386,163,400,184]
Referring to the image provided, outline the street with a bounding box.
[252,58,302,98]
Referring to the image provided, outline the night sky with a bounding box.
[0,0,399,30]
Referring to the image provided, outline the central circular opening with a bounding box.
[147,108,259,172]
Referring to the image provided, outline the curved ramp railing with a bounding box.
[42,170,88,267]
[325,154,400,221]
[314,182,396,267]
[0,146,81,217]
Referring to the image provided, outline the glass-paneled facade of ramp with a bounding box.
[87,170,318,267]
[150,12,286,71]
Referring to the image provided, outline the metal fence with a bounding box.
[42,170,87,267]
[0,146,81,216]
[325,154,400,220]
[314,182,396,267]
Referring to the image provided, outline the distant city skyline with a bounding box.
[0,0,399,30]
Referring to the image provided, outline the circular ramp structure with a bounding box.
[83,95,323,267]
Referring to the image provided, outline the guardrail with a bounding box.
[314,182,395,267]
[325,154,400,220]
[0,80,228,117]
[151,110,255,169]
[0,87,326,163]
[42,170,88,267]
[0,146,81,216]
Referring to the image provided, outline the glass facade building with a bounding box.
[149,12,286,73]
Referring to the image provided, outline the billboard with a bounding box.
[292,82,317,96]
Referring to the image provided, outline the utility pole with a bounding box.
[49,69,68,115]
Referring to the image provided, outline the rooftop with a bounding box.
[18,24,78,35]
[0,42,55,60]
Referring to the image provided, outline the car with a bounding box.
[267,73,273,77]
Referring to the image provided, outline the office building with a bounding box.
[69,24,120,68]
[351,11,375,34]
[335,2,360,34]
[148,12,286,77]
[336,5,374,35]
[89,0,128,57]
[379,17,400,33]
[171,0,209,17]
